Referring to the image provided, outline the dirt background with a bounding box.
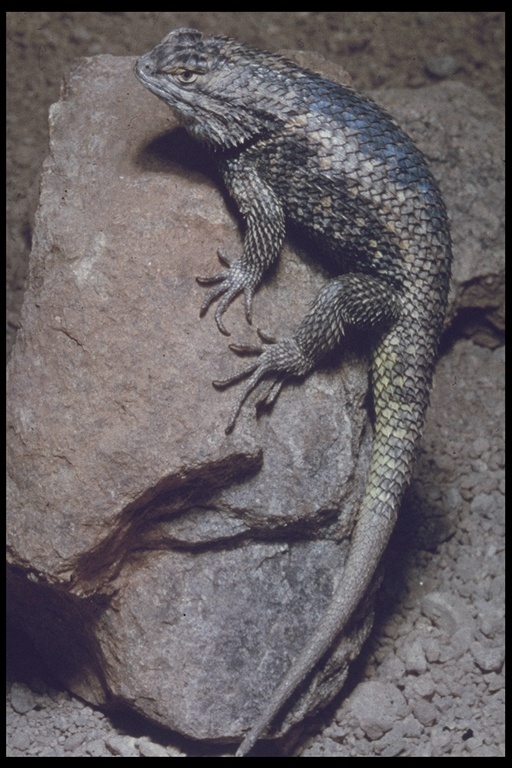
[6,12,504,358]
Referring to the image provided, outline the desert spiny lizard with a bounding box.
[135,28,452,757]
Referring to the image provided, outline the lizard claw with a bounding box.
[214,332,310,433]
[197,250,256,335]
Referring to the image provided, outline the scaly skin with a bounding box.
[135,29,452,757]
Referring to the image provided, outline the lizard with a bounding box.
[134,28,452,757]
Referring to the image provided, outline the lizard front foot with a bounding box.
[213,330,314,433]
[196,251,259,336]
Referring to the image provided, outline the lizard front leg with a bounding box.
[197,159,285,335]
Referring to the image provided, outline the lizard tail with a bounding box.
[236,325,433,756]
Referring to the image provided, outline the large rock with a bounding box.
[6,51,504,745]
[6,55,373,742]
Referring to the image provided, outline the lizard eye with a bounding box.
[174,68,199,85]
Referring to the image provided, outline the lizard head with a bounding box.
[135,28,292,149]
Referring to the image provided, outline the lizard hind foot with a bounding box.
[214,357,284,435]
[214,332,309,433]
